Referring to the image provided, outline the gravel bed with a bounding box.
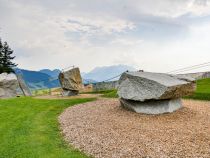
[59,99,210,158]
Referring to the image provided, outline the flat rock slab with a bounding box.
[59,99,210,158]
[120,98,182,114]
[118,72,196,101]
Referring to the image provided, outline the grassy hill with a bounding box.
[14,65,137,90]
[194,78,210,94]
[185,78,210,100]
[39,69,61,78]
[82,65,136,82]
[15,69,60,90]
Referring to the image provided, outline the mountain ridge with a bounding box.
[82,64,136,81]
[16,65,136,89]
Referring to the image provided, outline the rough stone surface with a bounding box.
[59,67,83,96]
[16,74,32,96]
[120,98,182,114]
[118,71,196,101]
[0,73,18,98]
[59,99,210,158]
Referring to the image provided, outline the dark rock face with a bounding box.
[120,98,182,114]
[59,67,83,96]
[0,73,19,98]
[61,89,79,96]
[118,71,196,114]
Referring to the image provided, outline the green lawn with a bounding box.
[0,97,95,158]
[32,89,51,96]
[185,78,210,100]
[81,89,118,98]
[101,89,118,98]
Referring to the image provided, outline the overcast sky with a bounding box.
[1,0,210,73]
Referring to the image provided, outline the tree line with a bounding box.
[0,38,17,74]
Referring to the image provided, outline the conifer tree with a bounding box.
[0,40,17,73]
[0,39,3,73]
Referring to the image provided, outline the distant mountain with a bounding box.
[15,69,60,90]
[15,65,136,89]
[83,78,98,85]
[39,69,61,78]
[82,65,136,82]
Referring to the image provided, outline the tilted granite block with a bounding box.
[59,67,83,96]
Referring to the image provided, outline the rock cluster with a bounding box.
[118,71,196,114]
[0,73,19,98]
[59,67,83,96]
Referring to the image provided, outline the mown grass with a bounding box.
[81,89,118,98]
[0,97,95,158]
[32,89,51,96]
[185,78,210,100]
[101,89,118,98]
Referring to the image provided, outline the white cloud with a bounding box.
[128,0,210,18]
[1,0,210,73]
[111,39,143,46]
[64,16,135,35]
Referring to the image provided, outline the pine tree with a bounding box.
[0,39,3,72]
[0,41,17,73]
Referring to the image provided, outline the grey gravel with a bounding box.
[59,99,210,158]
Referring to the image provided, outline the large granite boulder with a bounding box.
[59,67,83,96]
[118,72,196,102]
[0,73,19,98]
[118,71,196,114]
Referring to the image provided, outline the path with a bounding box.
[59,99,210,158]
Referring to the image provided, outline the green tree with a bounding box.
[0,40,17,73]
[0,39,3,72]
